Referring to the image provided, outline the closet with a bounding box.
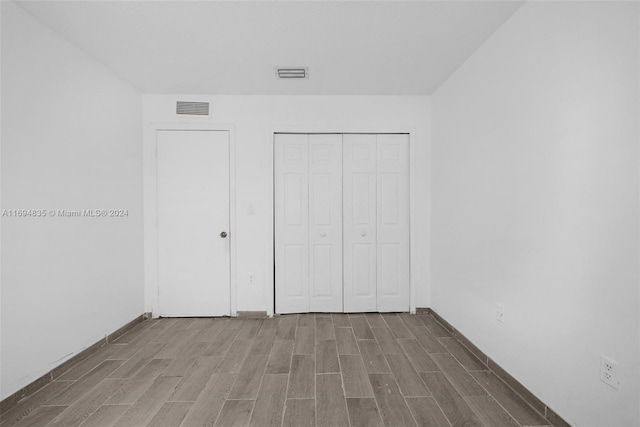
[274,133,409,314]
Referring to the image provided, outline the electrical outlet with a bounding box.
[248,273,255,284]
[496,303,504,323]
[600,356,619,389]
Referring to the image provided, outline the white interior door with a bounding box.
[376,134,410,312]
[275,134,310,313]
[275,133,410,314]
[308,135,343,312]
[157,130,230,316]
[343,135,378,312]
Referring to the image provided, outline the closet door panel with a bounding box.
[309,135,343,312]
[276,133,409,314]
[377,134,410,312]
[343,135,377,312]
[275,134,310,313]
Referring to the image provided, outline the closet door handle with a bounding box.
[360,231,367,237]
[220,231,228,238]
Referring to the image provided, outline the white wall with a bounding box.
[432,2,639,426]
[1,2,143,399]
[143,95,431,314]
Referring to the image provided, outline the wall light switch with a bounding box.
[496,303,504,323]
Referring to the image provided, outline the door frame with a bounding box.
[267,126,418,316]
[144,123,237,317]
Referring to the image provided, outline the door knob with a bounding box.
[320,232,327,238]
[220,231,228,238]
[361,231,367,237]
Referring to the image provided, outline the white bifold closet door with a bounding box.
[308,135,343,311]
[374,134,410,312]
[275,135,309,314]
[275,134,343,314]
[275,133,409,313]
[343,134,410,312]
[343,135,378,311]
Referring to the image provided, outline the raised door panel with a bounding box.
[275,134,310,313]
[309,134,343,312]
[376,134,410,312]
[343,134,377,312]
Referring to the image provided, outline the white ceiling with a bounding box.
[15,1,524,95]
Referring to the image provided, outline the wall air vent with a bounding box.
[176,101,210,116]
[275,67,309,79]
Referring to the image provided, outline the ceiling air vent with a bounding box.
[176,101,210,116]
[275,67,309,79]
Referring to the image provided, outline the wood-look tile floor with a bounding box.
[1,313,555,427]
